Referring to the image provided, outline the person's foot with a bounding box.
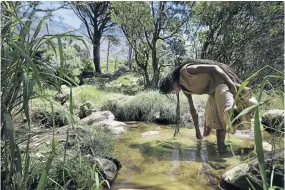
[217,143,228,154]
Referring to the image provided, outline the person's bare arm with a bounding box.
[183,92,202,139]
[186,64,237,95]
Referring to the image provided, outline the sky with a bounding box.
[38,2,82,29]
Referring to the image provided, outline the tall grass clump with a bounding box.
[226,65,284,190]
[1,2,104,189]
[102,90,207,125]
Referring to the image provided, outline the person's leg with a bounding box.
[214,84,236,147]
[204,96,213,137]
[204,95,223,139]
[216,128,226,149]
[214,84,236,131]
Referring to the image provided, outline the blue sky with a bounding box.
[39,2,82,29]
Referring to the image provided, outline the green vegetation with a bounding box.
[42,45,84,85]
[1,2,109,189]
[102,90,207,124]
[1,1,284,190]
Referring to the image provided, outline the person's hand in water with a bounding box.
[196,132,203,140]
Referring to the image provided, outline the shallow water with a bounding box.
[110,123,254,190]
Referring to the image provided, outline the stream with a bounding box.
[111,122,255,190]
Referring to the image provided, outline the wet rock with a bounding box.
[141,131,160,137]
[221,163,250,189]
[261,109,284,133]
[80,111,115,125]
[88,156,120,184]
[198,164,220,185]
[54,91,69,105]
[220,149,284,190]
[234,128,255,138]
[94,120,127,136]
[79,101,97,119]
[208,161,226,170]
[254,142,273,152]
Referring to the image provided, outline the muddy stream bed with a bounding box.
[110,122,262,190]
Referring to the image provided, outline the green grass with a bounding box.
[101,58,128,74]
[102,90,208,125]
[104,73,144,95]
[255,89,284,115]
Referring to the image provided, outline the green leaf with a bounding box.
[10,41,42,89]
[32,16,48,41]
[3,112,22,188]
[254,107,269,190]
[36,101,56,190]
[57,36,64,82]
[269,187,284,190]
[95,170,100,190]
[69,87,73,115]
[230,99,270,126]
[46,22,50,35]
[47,39,57,56]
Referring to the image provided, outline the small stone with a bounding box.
[85,101,93,109]
[141,131,160,138]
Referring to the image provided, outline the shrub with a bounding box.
[101,90,207,126]
[42,45,84,85]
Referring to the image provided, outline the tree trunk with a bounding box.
[114,56,118,71]
[151,40,159,88]
[106,39,110,72]
[201,40,210,59]
[143,66,150,88]
[128,44,132,71]
[93,37,101,74]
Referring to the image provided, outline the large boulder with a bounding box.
[261,109,284,133]
[79,110,128,137]
[80,111,115,125]
[94,120,127,136]
[220,149,284,190]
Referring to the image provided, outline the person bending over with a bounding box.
[159,59,257,147]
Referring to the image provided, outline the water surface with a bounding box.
[111,123,255,190]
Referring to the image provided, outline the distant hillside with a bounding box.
[32,19,128,60]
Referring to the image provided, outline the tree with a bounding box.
[71,2,115,74]
[105,35,119,72]
[193,2,284,83]
[112,1,193,88]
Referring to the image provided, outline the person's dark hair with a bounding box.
[158,63,186,94]
[158,59,241,94]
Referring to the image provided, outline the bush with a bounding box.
[26,156,103,190]
[82,58,95,72]
[42,45,84,85]
[22,126,115,190]
[101,91,207,126]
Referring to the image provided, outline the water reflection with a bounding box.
[171,140,226,162]
[138,140,230,163]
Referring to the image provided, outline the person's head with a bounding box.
[158,64,184,94]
